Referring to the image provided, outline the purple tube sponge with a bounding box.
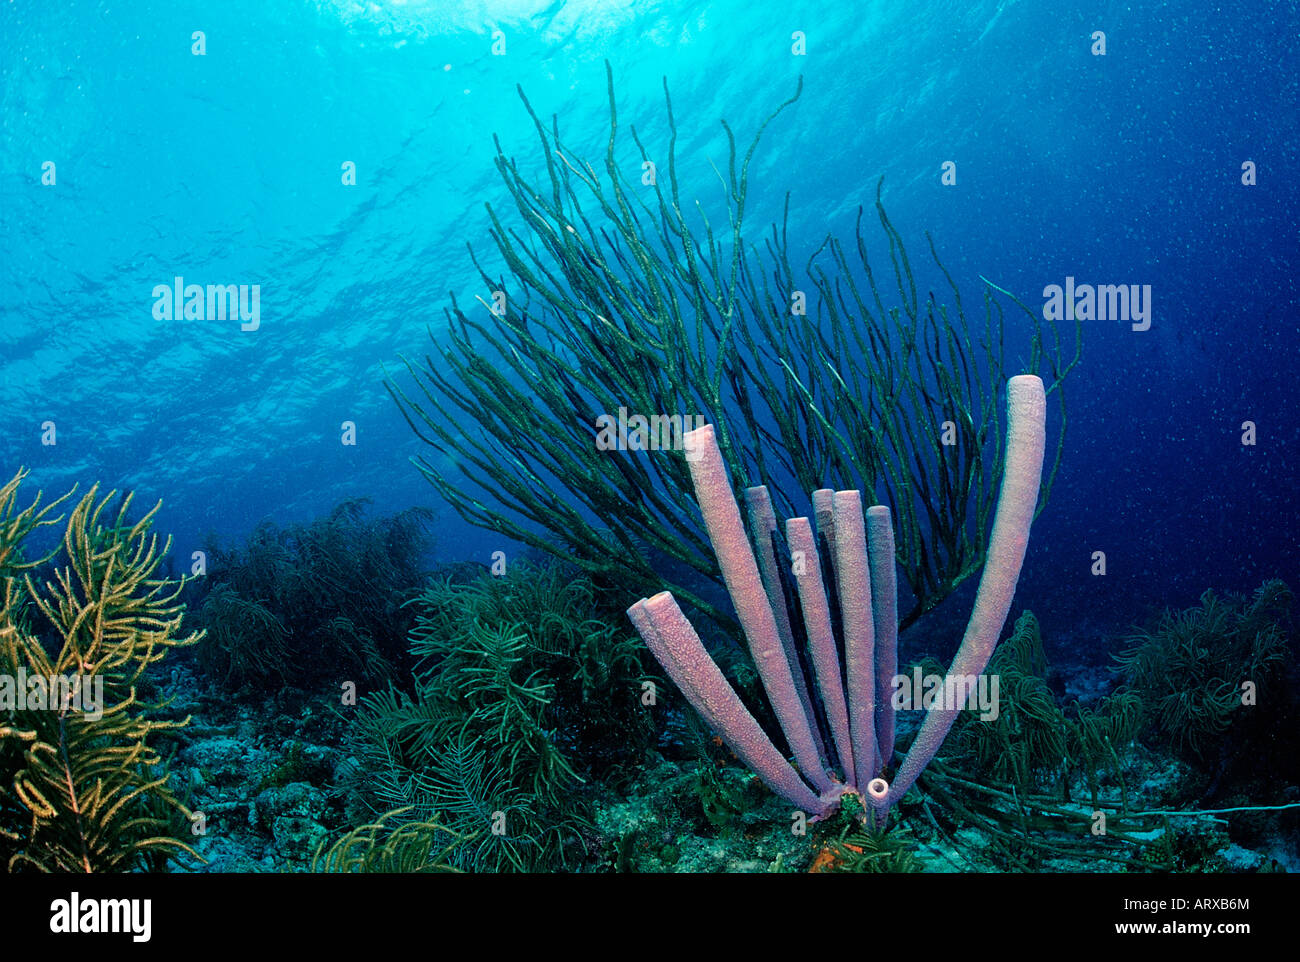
[628,592,829,814]
[627,376,1047,822]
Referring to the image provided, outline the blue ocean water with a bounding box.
[2,0,1296,656]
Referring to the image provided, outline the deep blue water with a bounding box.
[2,0,1297,654]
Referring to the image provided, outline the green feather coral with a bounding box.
[1116,580,1292,759]
[344,561,654,872]
[949,610,1142,801]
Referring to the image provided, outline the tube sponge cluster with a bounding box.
[628,375,1047,820]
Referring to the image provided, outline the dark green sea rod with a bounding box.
[387,62,1081,635]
